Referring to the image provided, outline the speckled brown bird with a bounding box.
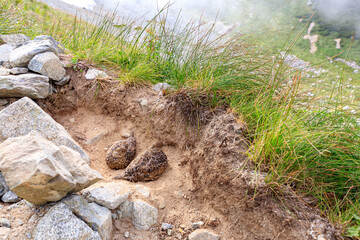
[114,143,167,182]
[106,132,136,169]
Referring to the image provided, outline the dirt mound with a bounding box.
[36,63,343,240]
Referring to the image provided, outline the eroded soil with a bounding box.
[0,60,345,240]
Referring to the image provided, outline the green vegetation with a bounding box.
[1,0,360,237]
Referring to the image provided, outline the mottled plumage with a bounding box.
[106,132,136,169]
[114,144,167,182]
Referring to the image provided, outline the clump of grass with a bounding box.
[1,0,360,236]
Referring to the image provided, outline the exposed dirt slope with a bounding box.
[34,61,344,240]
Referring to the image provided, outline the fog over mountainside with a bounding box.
[313,0,360,37]
[53,0,360,39]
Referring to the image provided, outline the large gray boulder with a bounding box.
[33,203,102,240]
[9,39,56,67]
[28,52,65,81]
[0,131,102,205]
[62,195,112,240]
[0,73,49,99]
[0,34,30,47]
[0,97,89,161]
[33,35,65,55]
[0,44,14,68]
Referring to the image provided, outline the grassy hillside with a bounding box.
[1,0,360,237]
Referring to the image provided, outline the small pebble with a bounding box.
[26,232,31,239]
[17,219,23,226]
[112,213,118,220]
[0,218,11,228]
[10,67,28,75]
[124,231,130,238]
[167,229,172,236]
[1,190,20,203]
[161,223,173,231]
[192,221,204,229]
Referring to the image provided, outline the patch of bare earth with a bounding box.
[15,61,345,239]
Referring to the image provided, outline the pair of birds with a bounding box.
[106,132,168,182]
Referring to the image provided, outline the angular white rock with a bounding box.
[83,182,132,210]
[132,200,158,231]
[0,97,89,161]
[152,82,172,92]
[9,39,56,67]
[33,203,102,240]
[28,52,65,81]
[85,68,108,80]
[0,132,102,205]
[0,73,49,99]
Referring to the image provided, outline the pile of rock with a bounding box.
[0,34,69,99]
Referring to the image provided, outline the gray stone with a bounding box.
[132,200,158,231]
[0,131,102,205]
[10,67,28,75]
[117,200,134,219]
[83,182,132,210]
[188,229,220,240]
[62,195,112,240]
[0,172,8,198]
[33,203,101,240]
[161,223,173,231]
[26,232,31,239]
[0,44,13,68]
[0,218,10,228]
[137,98,148,110]
[33,35,65,55]
[152,82,172,92]
[28,52,65,81]
[9,39,57,67]
[0,73,49,99]
[0,97,89,161]
[0,34,29,47]
[85,68,107,80]
[192,221,204,229]
[1,191,20,203]
[0,69,10,76]
[53,75,70,86]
